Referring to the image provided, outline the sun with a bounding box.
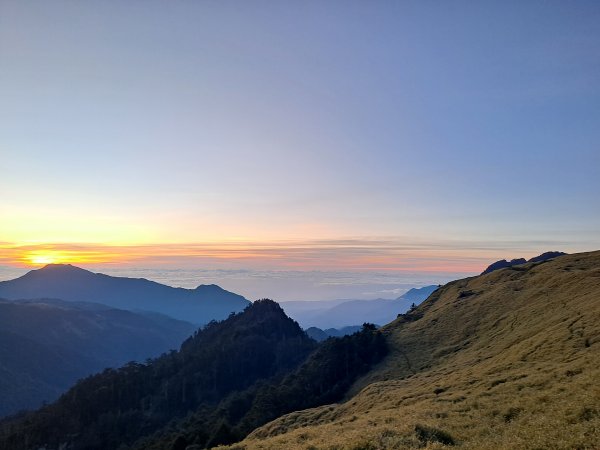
[26,251,66,266]
[30,255,57,265]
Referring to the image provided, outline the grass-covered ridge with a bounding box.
[228,251,600,449]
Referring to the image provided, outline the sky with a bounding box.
[1,1,599,300]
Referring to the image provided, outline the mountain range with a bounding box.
[0,298,195,417]
[281,284,439,329]
[304,325,363,342]
[0,264,249,324]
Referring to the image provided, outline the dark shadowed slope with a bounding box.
[0,299,196,417]
[0,300,387,450]
[0,264,249,323]
[0,300,320,450]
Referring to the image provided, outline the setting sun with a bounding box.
[26,251,66,266]
[31,255,56,265]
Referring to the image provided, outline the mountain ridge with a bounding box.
[281,285,438,329]
[0,298,196,417]
[0,264,249,324]
[481,250,567,274]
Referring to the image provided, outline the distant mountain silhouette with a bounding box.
[399,285,440,303]
[481,258,527,274]
[281,285,439,328]
[481,251,567,275]
[0,298,195,417]
[0,264,249,323]
[305,326,329,341]
[528,251,567,263]
[305,325,365,342]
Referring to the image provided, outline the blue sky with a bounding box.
[1,1,599,299]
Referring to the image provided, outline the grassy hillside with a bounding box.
[229,251,600,449]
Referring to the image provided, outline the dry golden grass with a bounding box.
[220,251,600,450]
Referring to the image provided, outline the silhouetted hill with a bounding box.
[0,299,195,417]
[481,251,567,274]
[528,250,567,263]
[397,285,439,302]
[0,300,387,450]
[281,285,438,328]
[232,251,599,450]
[0,264,249,323]
[305,325,365,342]
[305,326,328,341]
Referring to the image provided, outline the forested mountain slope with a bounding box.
[0,300,315,449]
[0,300,387,450]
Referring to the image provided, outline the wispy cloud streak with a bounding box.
[0,237,578,273]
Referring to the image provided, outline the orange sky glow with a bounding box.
[0,239,538,274]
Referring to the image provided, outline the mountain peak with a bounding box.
[481,251,568,275]
[195,283,227,292]
[38,263,90,273]
[0,265,249,324]
[24,263,95,279]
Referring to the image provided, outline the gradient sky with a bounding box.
[1,1,599,299]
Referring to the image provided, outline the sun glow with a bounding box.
[26,251,68,266]
[0,239,498,273]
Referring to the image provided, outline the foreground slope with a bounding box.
[0,264,249,323]
[0,299,195,417]
[232,251,600,449]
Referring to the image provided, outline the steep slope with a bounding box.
[0,301,388,450]
[0,264,249,323]
[0,300,319,450]
[137,323,386,450]
[0,299,196,417]
[233,251,600,450]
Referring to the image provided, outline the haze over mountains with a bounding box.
[281,285,438,329]
[0,264,249,324]
[0,299,195,417]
